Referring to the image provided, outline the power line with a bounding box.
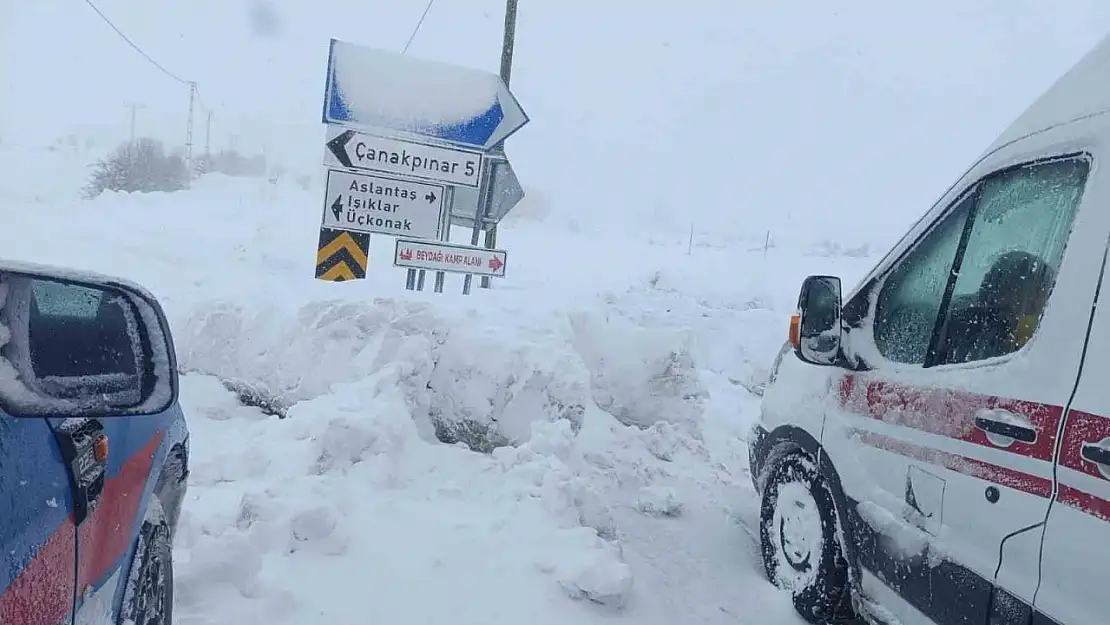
[193,83,210,113]
[81,0,189,86]
[402,0,436,55]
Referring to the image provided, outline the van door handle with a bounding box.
[1080,443,1110,468]
[973,415,1037,444]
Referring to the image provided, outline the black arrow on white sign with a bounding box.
[425,192,437,203]
[326,130,356,168]
[331,196,344,221]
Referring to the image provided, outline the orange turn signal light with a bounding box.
[93,435,109,462]
[788,313,801,349]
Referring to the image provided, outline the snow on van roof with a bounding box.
[990,32,1110,151]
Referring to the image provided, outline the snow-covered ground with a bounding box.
[0,170,879,625]
[5,1,1110,624]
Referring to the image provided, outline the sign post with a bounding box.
[433,187,454,293]
[314,37,529,292]
[462,162,495,295]
[482,0,520,290]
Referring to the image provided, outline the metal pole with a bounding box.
[463,164,494,295]
[128,103,138,144]
[481,0,518,289]
[185,82,196,178]
[434,187,453,293]
[126,102,141,171]
[205,111,212,158]
[498,0,518,87]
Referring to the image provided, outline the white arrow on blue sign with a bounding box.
[323,39,529,151]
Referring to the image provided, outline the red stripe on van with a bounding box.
[853,430,1054,499]
[1058,484,1110,523]
[838,374,1110,522]
[858,428,1110,523]
[838,374,1061,463]
[1056,410,1110,481]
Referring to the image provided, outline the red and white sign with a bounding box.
[393,238,507,277]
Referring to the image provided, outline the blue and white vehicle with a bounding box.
[0,261,188,625]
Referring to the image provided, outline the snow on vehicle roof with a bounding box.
[989,32,1110,152]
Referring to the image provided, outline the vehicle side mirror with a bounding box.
[0,266,178,419]
[790,275,842,366]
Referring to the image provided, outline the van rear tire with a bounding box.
[759,453,854,624]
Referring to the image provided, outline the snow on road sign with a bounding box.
[323,38,529,151]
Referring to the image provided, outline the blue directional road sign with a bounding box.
[323,39,529,151]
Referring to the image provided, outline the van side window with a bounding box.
[934,158,1089,365]
[873,193,974,365]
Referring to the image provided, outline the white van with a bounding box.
[748,34,1110,625]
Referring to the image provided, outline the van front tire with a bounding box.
[759,453,853,624]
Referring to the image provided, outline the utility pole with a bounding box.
[185,81,197,180]
[124,102,144,171]
[204,111,212,158]
[480,0,519,289]
[125,102,145,144]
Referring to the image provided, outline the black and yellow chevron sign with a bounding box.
[314,227,370,282]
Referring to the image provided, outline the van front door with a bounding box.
[1033,242,1110,625]
[824,154,1101,625]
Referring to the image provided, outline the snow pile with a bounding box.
[174,347,798,625]
[175,294,725,451]
[0,167,885,625]
[570,312,708,436]
[174,372,635,625]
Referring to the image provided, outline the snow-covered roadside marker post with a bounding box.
[314,38,529,294]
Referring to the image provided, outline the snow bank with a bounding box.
[175,373,634,625]
[0,171,885,624]
[570,312,708,436]
[176,297,591,447]
[176,295,726,450]
[174,354,789,625]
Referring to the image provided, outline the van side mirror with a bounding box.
[0,265,178,419]
[790,275,842,366]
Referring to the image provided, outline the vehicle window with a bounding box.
[31,280,103,318]
[873,192,974,365]
[8,278,146,405]
[934,158,1089,365]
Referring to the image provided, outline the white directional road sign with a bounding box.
[393,238,507,278]
[323,39,529,151]
[324,126,483,189]
[322,169,445,240]
[450,158,525,229]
